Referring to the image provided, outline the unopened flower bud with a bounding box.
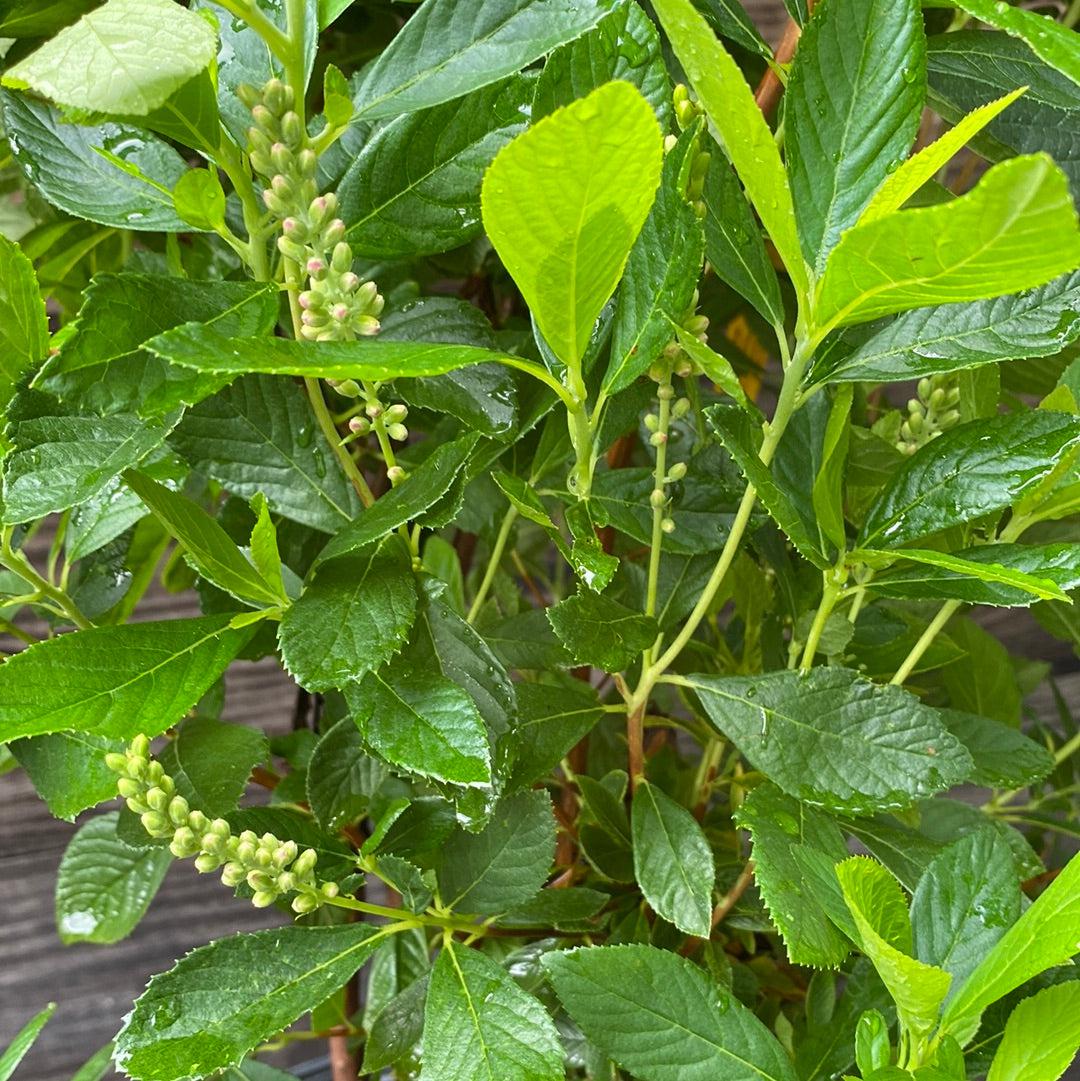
[252,890,278,908]
[146,787,169,812]
[293,849,318,877]
[386,465,407,485]
[661,517,676,534]
[332,242,352,273]
[672,397,692,419]
[117,777,141,799]
[221,862,246,888]
[281,111,303,147]
[657,383,675,402]
[356,315,381,336]
[387,423,409,442]
[320,882,340,899]
[292,892,320,914]
[348,415,370,435]
[106,752,129,774]
[644,413,659,432]
[649,431,667,447]
[168,795,190,826]
[170,828,199,858]
[650,488,667,509]
[194,853,221,874]
[668,461,688,482]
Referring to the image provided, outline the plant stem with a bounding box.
[644,386,673,626]
[466,507,518,624]
[627,701,646,793]
[889,599,961,686]
[215,0,293,61]
[0,530,91,630]
[800,573,842,670]
[567,400,597,499]
[1067,0,1080,28]
[325,894,482,934]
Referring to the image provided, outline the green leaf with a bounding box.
[318,436,480,563]
[0,235,47,416]
[0,615,253,742]
[858,412,1080,549]
[651,0,809,302]
[862,542,1080,606]
[941,849,1080,1043]
[735,782,850,968]
[36,276,279,418]
[1,92,191,231]
[420,941,563,1081]
[942,0,1080,88]
[542,944,799,1081]
[910,830,1020,998]
[278,539,417,692]
[693,0,772,59]
[631,781,715,937]
[939,617,1022,727]
[815,155,1080,332]
[248,493,287,603]
[547,591,659,672]
[124,471,284,607]
[436,789,555,915]
[676,332,758,415]
[169,375,362,534]
[684,668,972,814]
[306,717,386,831]
[340,75,532,258]
[837,857,952,1038]
[362,974,428,1075]
[69,1043,116,1081]
[812,385,853,552]
[172,166,226,230]
[351,0,611,121]
[352,667,490,786]
[987,982,1080,1081]
[861,89,1027,223]
[158,715,267,818]
[55,811,171,944]
[9,730,122,821]
[3,412,173,525]
[937,709,1054,789]
[701,150,784,327]
[114,924,385,1081]
[497,886,609,930]
[533,2,671,122]
[0,1005,55,1081]
[0,1,98,37]
[786,0,925,270]
[507,677,604,789]
[3,0,216,115]
[812,272,1080,386]
[482,80,662,371]
[603,123,706,396]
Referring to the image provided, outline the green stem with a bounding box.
[466,507,518,625]
[215,0,292,63]
[1067,0,1080,28]
[800,574,842,670]
[284,0,311,115]
[325,895,481,934]
[1,530,91,630]
[645,388,673,625]
[889,599,961,686]
[567,400,597,499]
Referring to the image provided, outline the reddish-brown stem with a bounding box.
[627,702,645,794]
[753,18,802,117]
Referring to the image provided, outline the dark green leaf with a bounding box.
[0,1,98,37]
[279,539,417,692]
[693,0,771,59]
[938,709,1054,789]
[684,667,972,814]
[436,789,555,915]
[787,0,925,270]
[114,924,385,1081]
[9,730,121,821]
[362,974,428,1075]
[631,781,715,937]
[306,717,386,831]
[736,782,850,968]
[55,811,171,944]
[497,886,609,930]
[0,234,47,415]
[547,591,658,672]
[169,375,363,534]
[543,944,799,1081]
[421,941,563,1081]
[0,615,254,742]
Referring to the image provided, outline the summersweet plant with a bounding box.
[5,0,1080,1078]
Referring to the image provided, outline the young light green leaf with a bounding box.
[278,540,417,692]
[339,76,533,259]
[547,591,659,672]
[248,493,287,604]
[0,235,47,415]
[435,789,555,915]
[735,782,850,968]
[0,615,254,742]
[169,374,362,534]
[352,667,491,787]
[115,924,386,1081]
[683,668,972,814]
[941,849,1080,1044]
[0,1004,55,1081]
[631,781,715,938]
[420,942,563,1081]
[815,155,1080,333]
[986,982,1080,1081]
[481,80,663,370]
[3,412,173,525]
[858,412,1080,550]
[55,811,171,944]
[786,0,925,270]
[9,731,122,821]
[351,0,611,121]
[811,271,1080,386]
[837,857,952,1038]
[542,944,799,1081]
[124,471,284,607]
[157,715,268,818]
[861,89,1027,223]
[676,331,757,414]
[3,0,217,116]
[910,830,1020,998]
[651,0,809,301]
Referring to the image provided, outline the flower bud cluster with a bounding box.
[107,735,340,915]
[241,78,383,342]
[665,87,710,218]
[651,291,710,382]
[643,383,692,535]
[346,399,410,445]
[897,374,962,455]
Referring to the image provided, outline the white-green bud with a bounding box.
[661,518,676,534]
[168,795,190,826]
[252,890,278,908]
[668,461,688,482]
[293,849,318,877]
[292,892,320,914]
[650,488,667,510]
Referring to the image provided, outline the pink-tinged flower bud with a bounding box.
[348,415,370,435]
[306,258,325,276]
[340,272,359,292]
[298,291,314,310]
[356,315,381,336]
[322,219,346,247]
[332,303,350,322]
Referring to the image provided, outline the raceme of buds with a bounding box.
[897,374,962,455]
[107,735,340,915]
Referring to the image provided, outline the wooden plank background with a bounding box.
[1,2,1077,1079]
